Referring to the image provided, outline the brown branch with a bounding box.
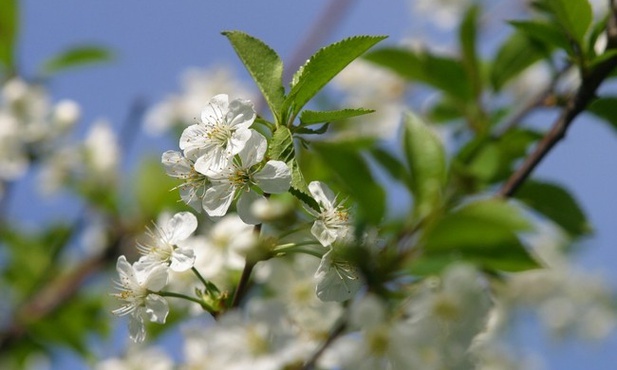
[492,63,572,138]
[302,319,347,370]
[498,4,617,198]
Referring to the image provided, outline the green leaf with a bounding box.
[299,108,375,125]
[267,126,319,210]
[463,129,542,184]
[0,0,18,72]
[268,126,295,163]
[370,147,412,188]
[587,96,617,134]
[542,0,592,46]
[313,141,385,224]
[425,98,465,123]
[293,123,330,135]
[402,111,447,219]
[514,180,591,236]
[41,45,113,75]
[490,31,549,91]
[284,35,387,118]
[454,199,532,231]
[509,20,571,53]
[222,31,285,122]
[409,200,539,275]
[365,47,472,100]
[460,5,482,98]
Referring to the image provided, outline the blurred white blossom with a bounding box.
[84,119,120,178]
[144,66,254,135]
[96,346,174,370]
[332,60,406,139]
[182,299,313,370]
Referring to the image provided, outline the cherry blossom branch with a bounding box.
[230,222,262,308]
[492,63,572,138]
[230,261,256,308]
[302,319,347,370]
[498,5,617,198]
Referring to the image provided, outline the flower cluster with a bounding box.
[0,78,80,197]
[112,211,199,342]
[162,94,291,224]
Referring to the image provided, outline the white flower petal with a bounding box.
[254,160,291,194]
[226,98,255,130]
[200,94,229,124]
[179,185,203,212]
[170,248,196,272]
[308,181,337,211]
[142,264,169,292]
[315,249,361,302]
[238,130,267,167]
[194,148,231,175]
[161,150,192,178]
[179,124,210,161]
[116,255,134,281]
[128,311,146,343]
[228,127,251,156]
[166,211,198,244]
[145,294,169,324]
[311,220,338,247]
[237,191,264,225]
[203,183,235,217]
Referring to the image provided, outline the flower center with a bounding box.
[229,168,252,188]
[322,206,349,230]
[206,123,233,147]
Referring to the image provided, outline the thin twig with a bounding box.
[230,261,255,308]
[492,63,572,138]
[498,3,617,198]
[302,319,347,370]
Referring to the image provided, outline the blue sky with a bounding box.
[13,0,617,368]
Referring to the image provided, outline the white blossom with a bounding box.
[144,65,254,135]
[112,256,169,343]
[161,150,210,212]
[180,94,256,173]
[136,211,198,272]
[331,59,406,139]
[202,130,291,224]
[308,181,351,247]
[182,299,313,370]
[96,347,174,370]
[320,295,421,370]
[314,247,362,302]
[84,119,120,178]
